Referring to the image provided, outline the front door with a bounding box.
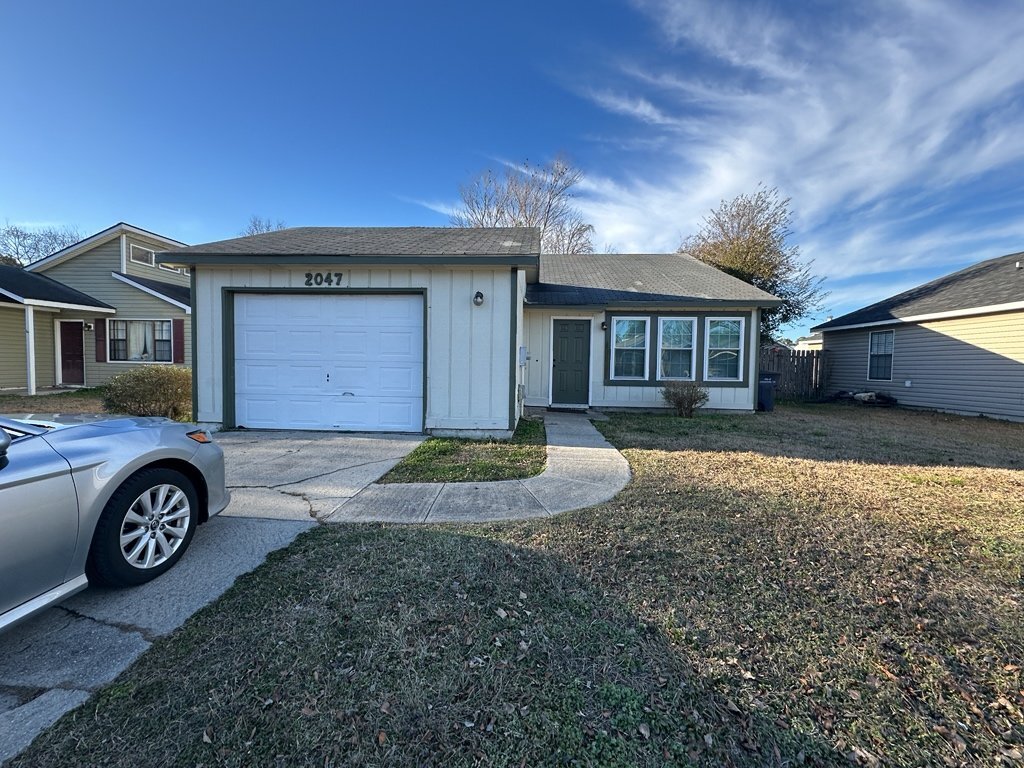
[552,319,590,405]
[59,322,84,385]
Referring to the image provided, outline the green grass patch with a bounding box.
[12,404,1024,767]
[379,416,546,483]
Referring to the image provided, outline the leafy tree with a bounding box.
[679,186,825,338]
[0,222,83,266]
[241,215,287,236]
[451,157,595,254]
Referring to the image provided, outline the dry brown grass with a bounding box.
[0,387,106,415]
[11,404,1024,767]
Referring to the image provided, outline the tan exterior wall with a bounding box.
[823,310,1024,421]
[0,307,56,389]
[194,265,516,431]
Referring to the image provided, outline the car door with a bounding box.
[0,428,79,616]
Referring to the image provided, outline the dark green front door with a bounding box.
[552,319,590,405]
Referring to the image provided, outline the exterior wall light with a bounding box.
[600,321,608,331]
[473,291,485,306]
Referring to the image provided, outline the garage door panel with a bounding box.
[234,293,424,432]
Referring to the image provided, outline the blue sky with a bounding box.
[2,1,1023,336]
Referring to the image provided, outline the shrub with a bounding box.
[102,366,192,420]
[661,381,709,418]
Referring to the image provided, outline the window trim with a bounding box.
[107,318,174,365]
[703,316,745,382]
[129,244,156,267]
[609,316,650,381]
[866,329,895,382]
[159,263,181,274]
[656,316,697,381]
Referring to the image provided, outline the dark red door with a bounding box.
[60,322,85,385]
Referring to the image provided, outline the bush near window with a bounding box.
[661,380,709,417]
[102,366,192,421]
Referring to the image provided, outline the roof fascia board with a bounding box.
[0,286,26,303]
[111,272,191,313]
[26,223,186,272]
[24,298,116,313]
[814,300,1024,332]
[156,253,540,267]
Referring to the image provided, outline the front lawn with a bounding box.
[379,416,546,483]
[13,405,1024,766]
[0,387,106,415]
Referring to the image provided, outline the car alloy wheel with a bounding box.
[119,483,192,569]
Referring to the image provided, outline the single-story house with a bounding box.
[813,249,1024,421]
[159,227,781,435]
[1,223,192,392]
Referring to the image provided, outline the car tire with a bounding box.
[87,467,199,587]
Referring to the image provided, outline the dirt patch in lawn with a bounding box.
[12,405,1023,767]
[0,387,106,415]
[379,416,546,483]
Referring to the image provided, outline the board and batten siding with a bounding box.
[35,237,191,385]
[0,307,56,389]
[194,265,516,432]
[823,311,1024,421]
[523,307,760,411]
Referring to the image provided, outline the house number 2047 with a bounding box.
[304,272,344,286]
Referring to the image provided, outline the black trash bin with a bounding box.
[758,371,780,412]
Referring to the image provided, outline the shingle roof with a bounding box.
[526,253,781,307]
[114,272,191,307]
[0,264,113,310]
[160,227,541,263]
[814,250,1024,331]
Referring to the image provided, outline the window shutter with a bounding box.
[172,318,185,364]
[95,318,107,362]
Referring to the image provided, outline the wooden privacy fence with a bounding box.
[759,348,830,400]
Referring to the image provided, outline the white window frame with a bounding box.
[609,316,650,381]
[867,329,895,382]
[703,316,745,382]
[108,318,174,364]
[159,263,181,273]
[656,316,697,381]
[129,244,156,267]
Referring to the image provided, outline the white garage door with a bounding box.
[234,293,424,432]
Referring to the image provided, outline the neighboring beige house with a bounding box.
[159,227,780,435]
[1,223,191,392]
[813,249,1024,421]
[793,332,823,351]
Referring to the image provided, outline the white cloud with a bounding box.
[566,0,1024,298]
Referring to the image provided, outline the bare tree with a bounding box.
[679,186,825,339]
[451,157,595,254]
[241,215,287,236]
[0,222,83,266]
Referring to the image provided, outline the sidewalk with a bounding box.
[326,412,630,524]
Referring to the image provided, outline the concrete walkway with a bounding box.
[326,412,630,524]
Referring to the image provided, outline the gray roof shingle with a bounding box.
[114,272,191,307]
[0,264,113,309]
[526,253,781,307]
[160,227,541,263]
[814,250,1024,331]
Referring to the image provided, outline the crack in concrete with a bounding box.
[58,605,157,645]
[269,456,408,489]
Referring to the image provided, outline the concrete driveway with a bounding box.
[0,429,422,764]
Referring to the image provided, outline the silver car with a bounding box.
[0,416,230,633]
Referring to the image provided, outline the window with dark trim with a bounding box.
[109,320,173,362]
[657,317,696,380]
[610,317,649,379]
[868,330,894,381]
[704,318,744,381]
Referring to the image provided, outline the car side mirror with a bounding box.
[0,429,9,468]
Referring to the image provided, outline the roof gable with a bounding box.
[814,250,1024,331]
[24,223,186,273]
